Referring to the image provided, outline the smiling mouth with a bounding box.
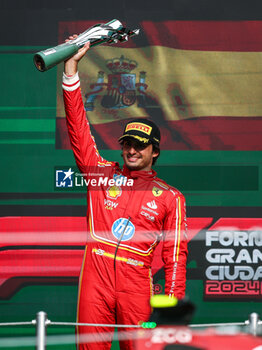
[128,158,139,162]
[127,155,141,161]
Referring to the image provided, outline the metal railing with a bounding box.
[0,311,261,349]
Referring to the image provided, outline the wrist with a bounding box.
[64,60,78,76]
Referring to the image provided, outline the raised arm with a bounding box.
[63,39,110,174]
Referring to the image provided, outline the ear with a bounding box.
[152,148,159,159]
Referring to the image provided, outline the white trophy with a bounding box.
[34,19,140,72]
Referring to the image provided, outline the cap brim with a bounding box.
[118,134,150,144]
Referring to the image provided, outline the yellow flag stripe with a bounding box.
[57,46,262,123]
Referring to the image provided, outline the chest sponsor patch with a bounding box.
[112,218,135,241]
[147,200,157,209]
[141,205,159,216]
[104,199,118,210]
[106,185,122,199]
[140,210,155,222]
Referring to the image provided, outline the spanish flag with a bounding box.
[56,20,262,150]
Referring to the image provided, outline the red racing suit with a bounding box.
[63,72,188,350]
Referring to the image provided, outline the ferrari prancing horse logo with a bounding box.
[152,187,163,197]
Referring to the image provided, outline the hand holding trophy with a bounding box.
[33,19,140,72]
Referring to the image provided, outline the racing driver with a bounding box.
[63,39,188,350]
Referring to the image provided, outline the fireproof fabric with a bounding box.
[63,72,188,350]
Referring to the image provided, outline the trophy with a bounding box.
[33,19,140,72]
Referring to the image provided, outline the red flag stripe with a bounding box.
[57,117,262,150]
[59,20,262,51]
[141,21,262,51]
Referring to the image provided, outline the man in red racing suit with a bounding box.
[63,41,188,350]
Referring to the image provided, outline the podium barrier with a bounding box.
[0,311,261,349]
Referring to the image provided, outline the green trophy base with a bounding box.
[34,43,79,72]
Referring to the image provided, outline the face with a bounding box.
[122,138,159,171]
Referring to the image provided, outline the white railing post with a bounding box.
[36,311,47,350]
[248,312,260,336]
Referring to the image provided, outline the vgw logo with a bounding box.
[56,168,74,188]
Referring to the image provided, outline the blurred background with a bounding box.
[0,0,262,348]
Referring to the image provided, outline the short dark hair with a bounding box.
[152,145,160,166]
